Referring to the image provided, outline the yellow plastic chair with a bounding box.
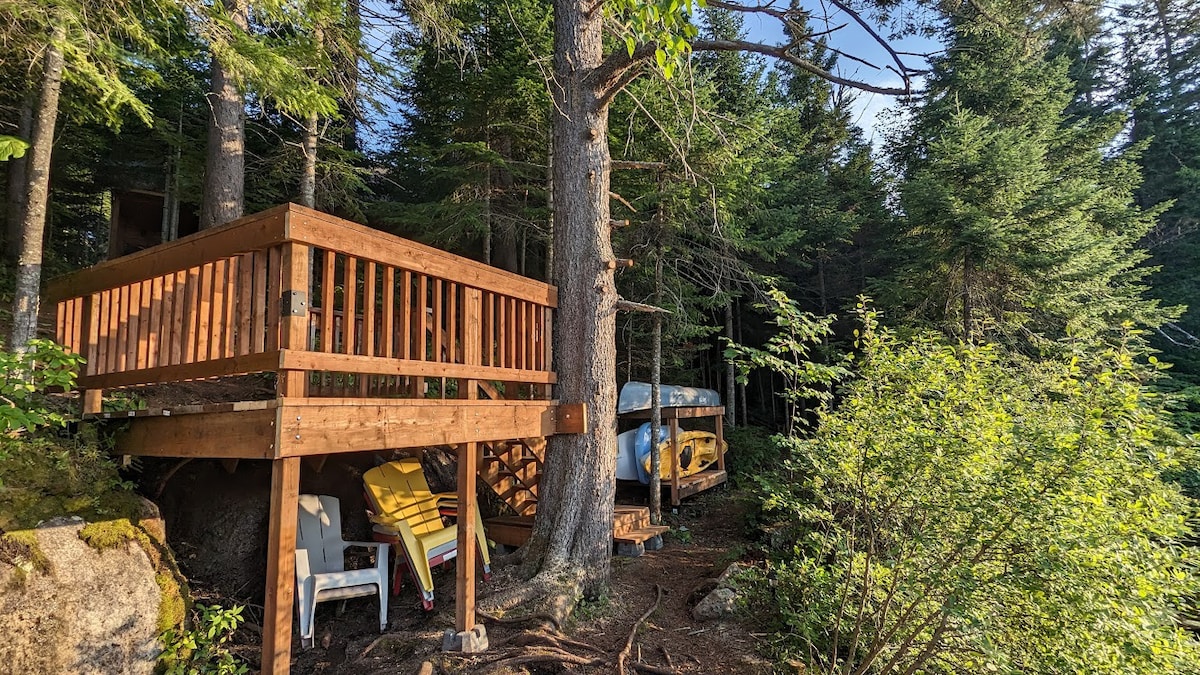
[362,458,491,610]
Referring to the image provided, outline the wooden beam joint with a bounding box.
[554,403,587,435]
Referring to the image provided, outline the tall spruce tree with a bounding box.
[883,7,1170,346]
[1117,1,1200,378]
[375,0,552,274]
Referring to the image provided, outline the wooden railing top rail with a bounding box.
[46,203,557,308]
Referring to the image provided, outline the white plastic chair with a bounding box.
[295,494,389,648]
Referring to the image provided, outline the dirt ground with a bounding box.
[214,488,774,674]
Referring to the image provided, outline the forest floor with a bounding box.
[218,488,775,674]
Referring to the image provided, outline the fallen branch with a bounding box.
[481,651,606,673]
[617,584,664,674]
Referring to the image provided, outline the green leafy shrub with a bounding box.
[723,425,780,479]
[0,339,83,433]
[160,604,248,675]
[724,289,850,435]
[749,319,1200,673]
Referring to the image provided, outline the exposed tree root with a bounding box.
[478,610,560,630]
[480,651,606,673]
[492,627,608,655]
[478,566,586,629]
[617,584,663,674]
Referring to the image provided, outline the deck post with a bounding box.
[443,439,487,652]
[263,456,301,674]
[279,240,311,396]
[455,440,478,633]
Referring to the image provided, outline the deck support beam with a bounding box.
[263,456,300,674]
[456,441,478,633]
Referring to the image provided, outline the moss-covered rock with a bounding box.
[0,430,191,673]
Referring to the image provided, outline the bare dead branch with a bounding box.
[691,39,912,95]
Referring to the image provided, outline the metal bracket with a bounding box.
[282,290,308,316]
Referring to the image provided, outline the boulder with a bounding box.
[0,516,165,674]
[691,587,738,621]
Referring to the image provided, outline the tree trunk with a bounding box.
[650,252,663,525]
[724,297,735,428]
[6,92,33,262]
[299,111,318,208]
[511,0,616,608]
[545,126,554,282]
[201,0,248,229]
[9,27,65,350]
[961,250,973,343]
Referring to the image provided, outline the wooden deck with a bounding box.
[45,204,576,673]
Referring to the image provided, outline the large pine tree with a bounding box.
[882,7,1171,346]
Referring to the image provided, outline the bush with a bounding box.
[0,339,83,433]
[723,424,780,479]
[160,604,248,674]
[749,320,1200,673]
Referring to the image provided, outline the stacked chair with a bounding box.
[362,457,491,610]
[294,494,389,648]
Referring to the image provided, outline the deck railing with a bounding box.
[47,204,556,404]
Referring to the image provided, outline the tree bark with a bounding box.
[201,0,248,229]
[514,0,616,606]
[6,92,33,262]
[650,252,663,525]
[9,27,66,350]
[299,111,318,208]
[724,297,735,428]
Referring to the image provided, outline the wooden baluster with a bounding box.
[343,256,357,356]
[400,270,412,360]
[183,267,199,363]
[223,259,236,357]
[497,296,507,369]
[435,279,446,396]
[209,259,226,360]
[238,253,253,355]
[253,251,268,353]
[172,270,188,365]
[417,275,428,361]
[361,261,375,396]
[266,248,282,352]
[81,292,100,376]
[482,292,492,367]
[118,284,132,372]
[197,262,214,361]
[446,279,453,362]
[516,300,526,371]
[321,250,335,353]
[147,277,163,368]
[363,261,376,357]
[506,297,516,370]
[382,266,394,358]
[137,280,152,368]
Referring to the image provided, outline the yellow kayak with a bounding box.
[639,430,725,481]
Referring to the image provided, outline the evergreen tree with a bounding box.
[882,7,1170,347]
[374,0,553,274]
[1117,1,1200,378]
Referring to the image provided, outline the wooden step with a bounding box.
[613,524,670,545]
[483,507,667,549]
[613,505,651,533]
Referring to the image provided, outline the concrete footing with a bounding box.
[442,624,489,653]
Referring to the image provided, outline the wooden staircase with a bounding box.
[478,437,669,553]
